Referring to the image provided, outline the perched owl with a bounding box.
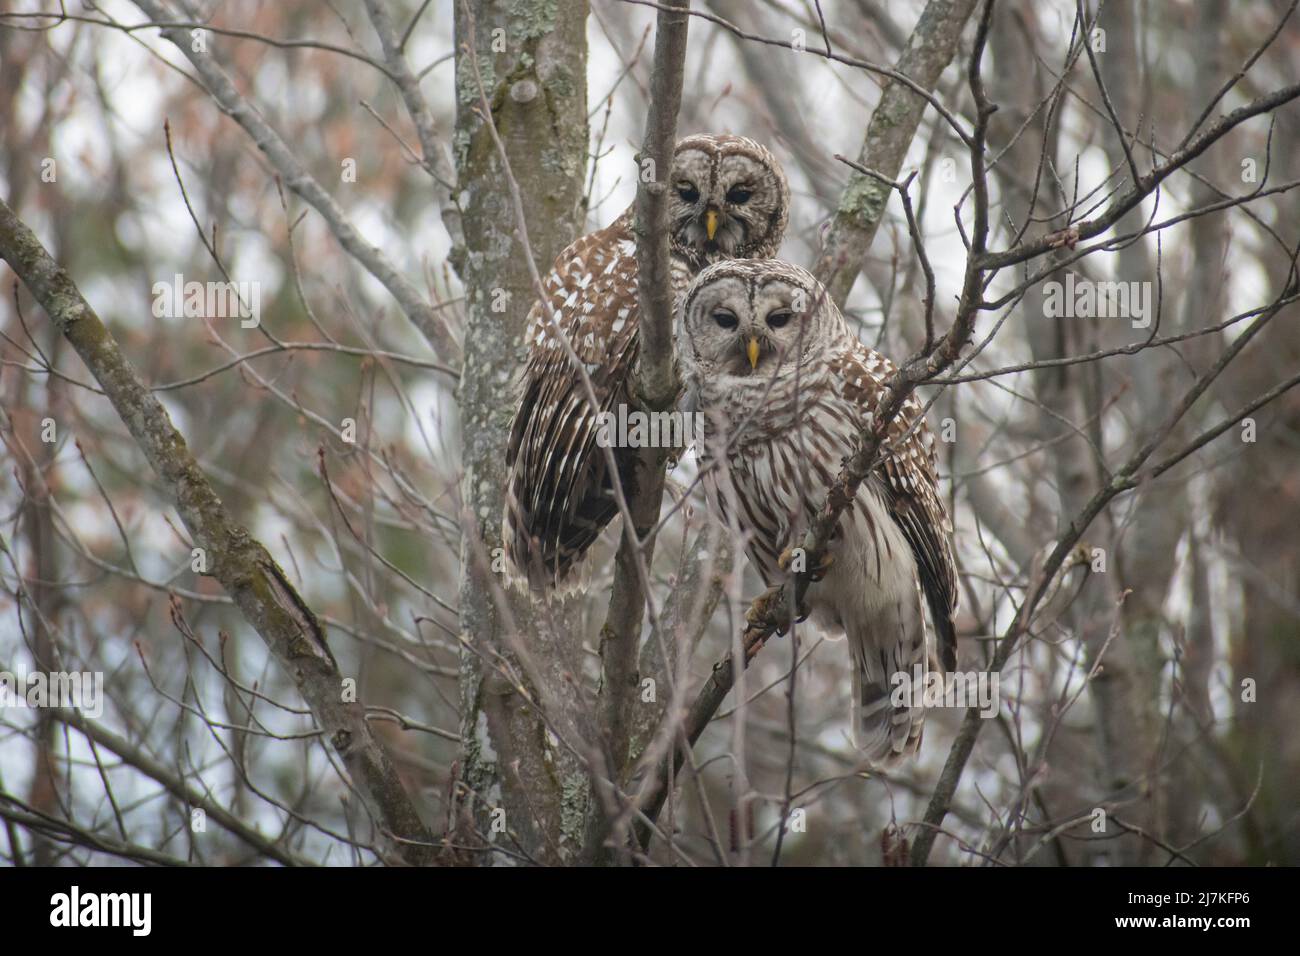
[504,134,789,588]
[680,259,958,765]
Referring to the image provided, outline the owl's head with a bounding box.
[667,135,789,265]
[680,259,848,380]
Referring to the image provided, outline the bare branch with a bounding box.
[0,195,436,866]
[592,0,692,858]
[814,0,979,306]
[129,0,461,362]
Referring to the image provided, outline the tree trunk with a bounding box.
[452,0,592,864]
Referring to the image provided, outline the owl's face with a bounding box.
[681,260,847,380]
[668,135,789,265]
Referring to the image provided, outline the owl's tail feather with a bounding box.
[848,596,927,767]
[851,662,924,767]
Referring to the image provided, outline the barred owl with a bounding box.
[680,259,958,765]
[504,134,789,587]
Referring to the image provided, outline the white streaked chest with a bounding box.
[700,377,914,602]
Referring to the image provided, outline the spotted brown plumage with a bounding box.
[504,135,789,588]
[834,345,958,674]
[680,259,958,765]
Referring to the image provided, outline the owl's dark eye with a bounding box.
[766,310,793,330]
[712,310,738,330]
[677,184,700,204]
[726,186,753,204]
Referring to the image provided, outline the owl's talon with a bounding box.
[743,582,814,643]
[808,551,833,582]
[777,545,834,582]
[745,584,790,635]
[777,546,797,573]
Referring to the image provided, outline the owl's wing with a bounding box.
[835,343,959,670]
[504,213,642,587]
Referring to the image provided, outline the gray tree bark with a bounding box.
[451,0,592,865]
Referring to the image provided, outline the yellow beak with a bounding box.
[747,337,761,370]
[705,209,719,241]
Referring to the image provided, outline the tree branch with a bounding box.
[130,0,461,362]
[0,195,436,866]
[362,0,465,257]
[591,0,691,858]
[814,0,979,306]
[910,266,1299,865]
[630,0,690,412]
[978,78,1300,272]
[52,708,309,866]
